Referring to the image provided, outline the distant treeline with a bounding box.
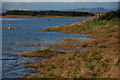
[99,10,120,20]
[2,10,95,17]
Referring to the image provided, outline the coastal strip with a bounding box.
[15,10,119,78]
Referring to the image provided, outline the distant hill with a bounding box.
[1,7,117,13]
[2,10,95,17]
[0,9,48,13]
[67,8,118,13]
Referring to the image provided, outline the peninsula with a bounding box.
[1,10,95,17]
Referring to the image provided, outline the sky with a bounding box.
[1,0,119,10]
[2,2,118,10]
[1,0,120,2]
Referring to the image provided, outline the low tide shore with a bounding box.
[15,18,119,78]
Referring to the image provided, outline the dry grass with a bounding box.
[14,49,65,57]
[24,19,119,78]
[26,50,118,78]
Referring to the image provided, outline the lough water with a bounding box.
[2,17,94,78]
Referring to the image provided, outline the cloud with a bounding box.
[64,0,78,2]
[2,0,60,2]
[98,0,119,2]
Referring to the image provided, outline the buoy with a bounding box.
[8,27,20,30]
[8,27,12,30]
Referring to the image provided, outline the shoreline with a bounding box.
[0,15,95,18]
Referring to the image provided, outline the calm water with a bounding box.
[2,17,94,78]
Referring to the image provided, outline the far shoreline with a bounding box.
[0,15,95,18]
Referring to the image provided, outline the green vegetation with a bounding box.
[98,10,120,20]
[42,18,119,34]
[2,10,95,17]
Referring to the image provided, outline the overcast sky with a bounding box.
[2,2,118,10]
[2,0,120,2]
